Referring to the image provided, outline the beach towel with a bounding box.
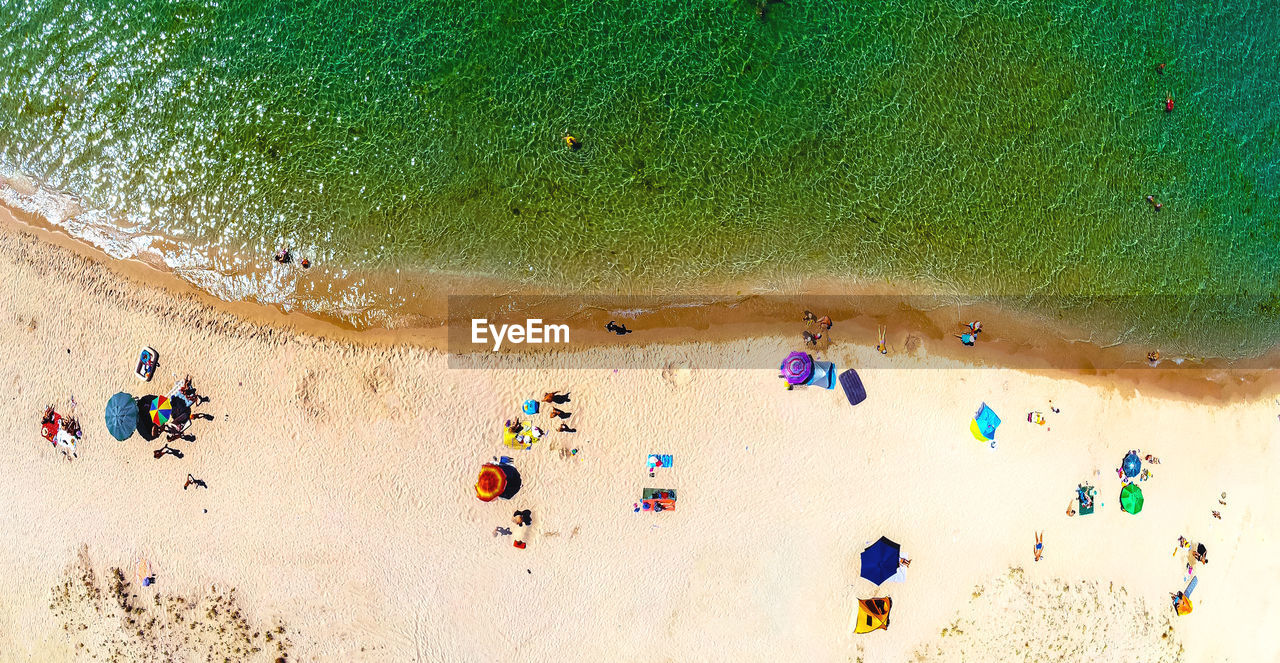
[1185,575,1198,598]
[839,370,867,406]
[647,454,673,471]
[643,488,677,501]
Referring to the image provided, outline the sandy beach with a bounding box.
[1,220,1278,662]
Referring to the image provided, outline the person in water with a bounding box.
[605,321,632,335]
[1165,92,1174,112]
[273,246,291,263]
[803,331,822,346]
[956,332,976,346]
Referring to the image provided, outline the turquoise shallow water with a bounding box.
[0,1,1278,353]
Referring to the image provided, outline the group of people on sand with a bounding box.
[955,321,982,346]
[802,310,832,346]
[41,406,82,458]
[543,391,575,432]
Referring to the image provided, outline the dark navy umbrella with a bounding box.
[860,536,902,585]
[1122,452,1142,478]
[105,392,137,441]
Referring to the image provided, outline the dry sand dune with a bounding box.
[0,225,1277,662]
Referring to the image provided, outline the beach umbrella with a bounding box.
[1120,483,1144,514]
[860,536,902,585]
[475,464,508,502]
[1122,452,1142,478]
[105,392,137,441]
[150,396,173,427]
[780,352,814,385]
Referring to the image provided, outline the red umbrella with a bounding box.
[475,464,508,502]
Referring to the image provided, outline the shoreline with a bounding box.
[2,200,1277,404]
[1,187,1277,662]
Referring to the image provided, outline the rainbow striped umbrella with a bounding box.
[150,396,173,427]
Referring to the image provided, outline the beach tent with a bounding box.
[860,537,902,585]
[806,360,836,389]
[780,352,814,385]
[839,370,867,406]
[1120,483,1144,514]
[105,392,137,441]
[1122,452,1142,478]
[971,403,1001,441]
[851,597,892,633]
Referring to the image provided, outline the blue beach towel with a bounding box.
[647,454,673,470]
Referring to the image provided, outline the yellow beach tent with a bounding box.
[851,597,892,634]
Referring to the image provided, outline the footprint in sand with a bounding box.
[662,361,692,388]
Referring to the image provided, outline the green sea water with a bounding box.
[0,1,1278,352]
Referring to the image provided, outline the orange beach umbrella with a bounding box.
[475,464,508,502]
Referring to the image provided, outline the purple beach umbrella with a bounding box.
[781,351,814,385]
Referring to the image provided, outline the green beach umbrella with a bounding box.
[105,392,137,441]
[1120,483,1144,515]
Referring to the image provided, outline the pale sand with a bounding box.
[0,225,1277,662]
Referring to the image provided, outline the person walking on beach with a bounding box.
[542,391,570,405]
[550,408,572,420]
[803,330,822,346]
[877,326,889,355]
[557,423,576,433]
[816,315,832,330]
[153,444,183,459]
[955,332,976,346]
[964,321,982,335]
[1033,532,1044,562]
[184,474,208,490]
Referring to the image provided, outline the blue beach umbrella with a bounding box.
[860,536,902,586]
[1122,452,1142,478]
[105,392,137,441]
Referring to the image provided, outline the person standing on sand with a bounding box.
[803,331,822,346]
